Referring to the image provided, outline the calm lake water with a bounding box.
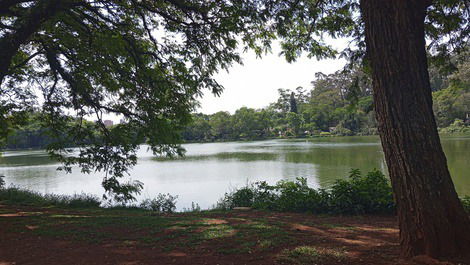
[1,136,469,210]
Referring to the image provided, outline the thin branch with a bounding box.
[7,50,41,72]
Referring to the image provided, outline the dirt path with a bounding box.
[0,205,467,265]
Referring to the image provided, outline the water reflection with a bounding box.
[0,135,468,210]
[0,151,56,167]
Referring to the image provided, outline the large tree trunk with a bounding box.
[360,0,470,259]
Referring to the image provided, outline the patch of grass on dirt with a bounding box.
[200,224,235,239]
[9,211,184,245]
[212,221,293,255]
[320,223,358,230]
[277,246,347,265]
[0,206,298,256]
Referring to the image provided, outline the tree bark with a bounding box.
[360,0,470,259]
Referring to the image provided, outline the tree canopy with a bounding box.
[0,0,271,201]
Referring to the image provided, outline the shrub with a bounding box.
[439,119,470,134]
[0,186,101,208]
[334,125,354,136]
[254,178,330,212]
[231,187,254,207]
[66,194,102,208]
[217,169,395,215]
[139,193,178,213]
[273,178,312,211]
[0,186,181,212]
[328,169,394,214]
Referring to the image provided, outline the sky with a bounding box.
[197,39,348,114]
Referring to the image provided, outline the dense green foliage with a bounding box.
[217,169,395,215]
[0,184,179,213]
[1,111,100,149]
[432,51,470,128]
[439,119,470,134]
[139,194,178,213]
[218,169,470,215]
[0,186,101,208]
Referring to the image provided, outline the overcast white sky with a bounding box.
[197,39,349,114]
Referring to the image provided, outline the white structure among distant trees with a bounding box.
[103,120,114,127]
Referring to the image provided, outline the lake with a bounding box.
[1,135,469,210]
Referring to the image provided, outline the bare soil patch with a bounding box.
[0,205,468,265]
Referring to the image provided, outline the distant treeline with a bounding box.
[2,53,469,149]
[1,113,99,150]
[182,55,470,142]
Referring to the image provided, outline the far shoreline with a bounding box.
[2,133,470,152]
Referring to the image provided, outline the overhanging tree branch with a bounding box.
[0,0,78,85]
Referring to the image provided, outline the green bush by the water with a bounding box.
[218,169,470,215]
[0,186,101,208]
[139,193,178,213]
[0,186,180,213]
[439,119,470,134]
[328,169,394,214]
[217,169,395,214]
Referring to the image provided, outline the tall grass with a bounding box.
[0,185,179,213]
[0,186,101,208]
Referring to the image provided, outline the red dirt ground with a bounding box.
[0,205,468,265]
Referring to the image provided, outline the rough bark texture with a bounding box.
[360,0,470,259]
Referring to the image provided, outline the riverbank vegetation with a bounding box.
[2,170,468,216]
[0,187,102,208]
[0,176,180,213]
[217,169,470,215]
[217,169,394,214]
